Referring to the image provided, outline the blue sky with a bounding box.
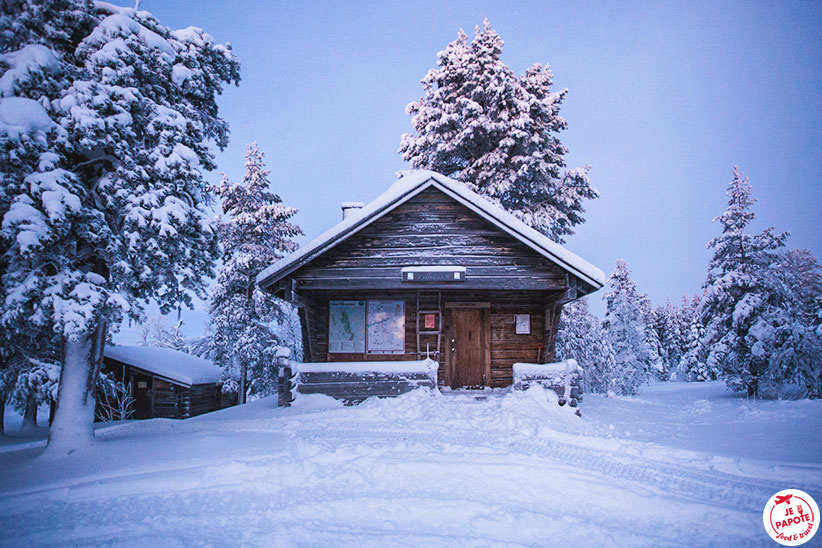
[119,0,821,338]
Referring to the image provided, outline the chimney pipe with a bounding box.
[341,202,364,220]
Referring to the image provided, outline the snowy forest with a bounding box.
[1,2,820,546]
[1,4,820,454]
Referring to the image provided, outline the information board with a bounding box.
[328,301,366,353]
[366,300,405,354]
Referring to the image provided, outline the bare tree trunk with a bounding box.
[239,361,247,405]
[21,396,37,430]
[45,322,106,456]
[0,395,5,434]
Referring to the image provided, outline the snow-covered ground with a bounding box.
[1,381,820,547]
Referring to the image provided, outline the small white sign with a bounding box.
[515,314,531,335]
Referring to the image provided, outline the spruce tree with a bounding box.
[699,167,787,396]
[602,260,653,395]
[555,299,616,393]
[639,294,664,379]
[400,20,597,243]
[0,1,240,453]
[678,307,714,381]
[210,144,302,403]
[766,249,822,397]
[651,299,683,381]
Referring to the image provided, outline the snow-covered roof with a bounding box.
[104,345,223,386]
[257,170,606,290]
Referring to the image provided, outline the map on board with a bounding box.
[367,300,405,354]
[328,301,366,353]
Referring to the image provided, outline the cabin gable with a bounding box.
[284,187,585,293]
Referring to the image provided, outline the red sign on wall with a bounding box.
[424,314,436,329]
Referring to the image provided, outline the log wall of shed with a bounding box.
[100,358,224,420]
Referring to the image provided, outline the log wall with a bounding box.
[289,188,570,291]
[190,384,222,417]
[302,290,556,389]
[296,370,437,405]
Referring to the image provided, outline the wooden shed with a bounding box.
[258,170,606,391]
[102,345,233,419]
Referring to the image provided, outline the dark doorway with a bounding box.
[132,374,153,419]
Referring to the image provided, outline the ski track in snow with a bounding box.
[0,385,819,547]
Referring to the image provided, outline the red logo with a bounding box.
[763,489,819,546]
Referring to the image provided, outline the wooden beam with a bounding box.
[298,306,313,362]
[296,278,566,291]
[541,303,563,363]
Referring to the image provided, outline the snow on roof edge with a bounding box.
[104,345,223,386]
[256,170,606,289]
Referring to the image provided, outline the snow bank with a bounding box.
[294,358,439,375]
[514,360,583,407]
[1,381,819,546]
[513,359,581,380]
[104,345,223,386]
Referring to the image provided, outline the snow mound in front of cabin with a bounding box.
[352,384,582,433]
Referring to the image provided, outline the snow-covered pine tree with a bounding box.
[699,167,787,397]
[678,305,714,381]
[555,298,616,393]
[11,358,60,430]
[651,300,678,381]
[639,293,664,379]
[777,249,822,323]
[765,249,822,397]
[602,260,654,395]
[210,143,302,403]
[0,1,240,453]
[399,20,597,243]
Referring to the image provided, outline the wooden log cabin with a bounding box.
[102,345,234,419]
[258,170,606,392]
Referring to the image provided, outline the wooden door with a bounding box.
[448,308,488,389]
[133,374,153,419]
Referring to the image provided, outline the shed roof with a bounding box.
[257,170,606,290]
[104,345,223,386]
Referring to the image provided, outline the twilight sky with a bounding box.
[119,0,820,337]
